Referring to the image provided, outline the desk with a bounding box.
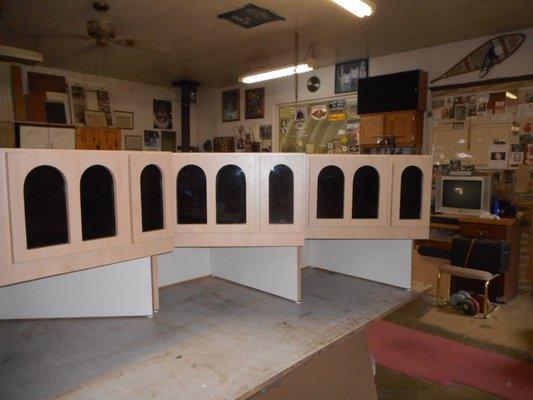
[0,268,419,400]
[413,214,520,302]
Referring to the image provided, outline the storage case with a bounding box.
[451,238,510,274]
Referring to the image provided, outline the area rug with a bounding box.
[367,319,533,400]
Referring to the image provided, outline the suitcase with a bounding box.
[451,237,510,274]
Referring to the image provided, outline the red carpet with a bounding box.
[367,320,533,400]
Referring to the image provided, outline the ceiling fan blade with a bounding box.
[22,30,92,41]
[113,37,171,53]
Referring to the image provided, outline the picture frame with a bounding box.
[161,130,176,152]
[487,144,509,169]
[144,130,160,150]
[114,111,134,130]
[84,110,108,128]
[334,58,368,94]
[153,99,172,129]
[245,88,265,119]
[125,135,142,151]
[510,151,524,167]
[44,100,67,124]
[222,89,240,122]
[70,84,87,126]
[46,91,71,124]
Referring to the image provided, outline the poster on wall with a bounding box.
[245,88,265,119]
[144,130,160,150]
[70,85,87,125]
[329,99,346,121]
[153,99,173,129]
[334,58,368,94]
[161,131,176,152]
[310,105,327,120]
[222,89,240,122]
[97,89,113,126]
[260,125,272,139]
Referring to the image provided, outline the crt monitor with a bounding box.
[435,176,491,216]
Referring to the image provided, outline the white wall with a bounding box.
[0,62,201,149]
[195,27,533,153]
[0,258,153,319]
[158,248,211,287]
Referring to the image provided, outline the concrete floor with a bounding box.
[376,293,533,399]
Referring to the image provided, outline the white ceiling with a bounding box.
[1,0,532,89]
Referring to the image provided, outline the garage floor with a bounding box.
[375,293,533,400]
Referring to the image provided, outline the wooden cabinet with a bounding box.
[18,124,75,149]
[76,127,121,150]
[360,110,423,147]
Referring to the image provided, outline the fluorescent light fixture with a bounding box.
[505,91,517,100]
[239,59,316,84]
[331,0,375,18]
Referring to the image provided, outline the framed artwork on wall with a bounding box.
[245,88,265,119]
[153,99,172,129]
[222,89,240,122]
[114,111,134,129]
[144,130,160,150]
[84,110,108,128]
[334,58,368,94]
[70,84,87,125]
[161,130,176,152]
[125,135,142,151]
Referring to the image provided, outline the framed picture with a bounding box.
[245,88,265,119]
[114,111,134,129]
[44,100,67,124]
[487,144,509,169]
[96,89,112,126]
[334,58,368,94]
[510,151,524,166]
[70,84,87,125]
[125,135,142,151]
[84,110,108,128]
[144,130,160,150]
[161,130,176,152]
[46,91,71,124]
[153,99,172,129]
[222,89,240,122]
[259,124,272,139]
[213,136,235,152]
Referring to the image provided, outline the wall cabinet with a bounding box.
[360,110,423,147]
[18,124,75,149]
[75,127,121,150]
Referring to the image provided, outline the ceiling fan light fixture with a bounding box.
[240,59,317,84]
[331,0,375,18]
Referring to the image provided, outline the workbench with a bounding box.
[0,268,418,400]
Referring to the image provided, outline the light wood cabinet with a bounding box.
[75,127,121,150]
[18,124,75,149]
[360,110,423,147]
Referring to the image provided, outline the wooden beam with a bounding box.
[172,80,200,152]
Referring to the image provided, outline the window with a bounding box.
[400,166,423,220]
[177,165,207,224]
[269,164,294,224]
[317,166,344,219]
[24,165,69,249]
[80,165,116,240]
[216,165,246,224]
[352,166,379,219]
[141,164,164,231]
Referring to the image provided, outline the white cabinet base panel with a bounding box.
[0,258,153,319]
[304,240,412,289]
[158,248,211,287]
[210,247,301,302]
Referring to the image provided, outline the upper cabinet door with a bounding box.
[49,127,75,149]
[260,154,303,233]
[359,114,384,146]
[19,125,50,149]
[383,110,419,146]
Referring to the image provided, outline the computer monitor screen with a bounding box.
[442,180,482,210]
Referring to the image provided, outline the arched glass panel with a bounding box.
[400,166,423,220]
[352,166,379,219]
[177,165,207,224]
[317,166,344,219]
[141,164,164,231]
[80,165,116,240]
[24,165,68,249]
[216,165,246,224]
[269,164,294,224]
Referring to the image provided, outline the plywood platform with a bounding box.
[0,268,417,400]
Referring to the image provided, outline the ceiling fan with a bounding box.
[2,2,171,54]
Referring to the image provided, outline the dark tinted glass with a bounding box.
[317,166,344,219]
[177,165,207,224]
[216,165,246,224]
[141,164,164,231]
[269,164,294,224]
[352,166,379,219]
[400,166,423,219]
[24,166,69,249]
[80,165,116,240]
[442,180,482,209]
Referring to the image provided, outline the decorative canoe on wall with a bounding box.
[431,33,526,83]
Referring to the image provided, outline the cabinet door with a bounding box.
[49,127,75,149]
[98,128,121,150]
[384,111,416,146]
[75,127,99,150]
[359,114,384,146]
[19,125,50,149]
